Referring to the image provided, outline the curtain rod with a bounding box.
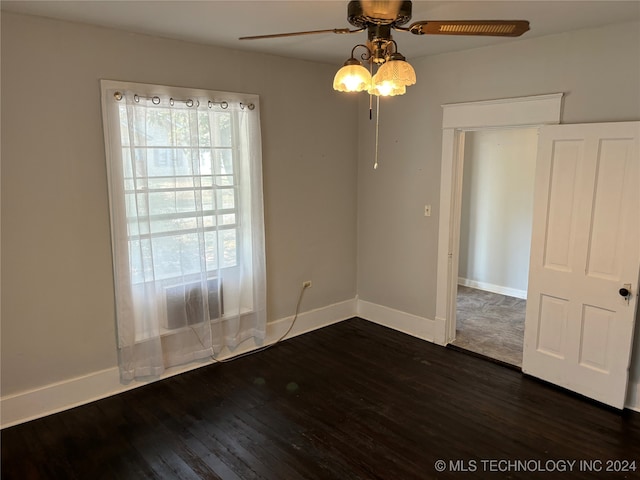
[113,91,255,110]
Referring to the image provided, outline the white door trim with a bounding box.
[434,93,564,345]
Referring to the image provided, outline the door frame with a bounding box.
[433,93,564,346]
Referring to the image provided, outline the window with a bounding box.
[118,99,238,283]
[101,81,266,381]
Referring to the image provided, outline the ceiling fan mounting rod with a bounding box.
[367,24,393,64]
[348,0,413,28]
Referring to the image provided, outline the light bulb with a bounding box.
[368,74,406,96]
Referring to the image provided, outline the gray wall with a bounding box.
[1,12,358,396]
[458,128,538,295]
[356,21,640,393]
[358,21,640,318]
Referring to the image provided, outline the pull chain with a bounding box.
[369,93,373,120]
[369,61,374,120]
[374,95,380,170]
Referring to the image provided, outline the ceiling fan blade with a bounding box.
[239,28,363,40]
[408,20,530,37]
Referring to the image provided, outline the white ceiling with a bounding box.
[3,1,639,65]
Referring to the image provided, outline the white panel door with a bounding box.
[523,122,640,409]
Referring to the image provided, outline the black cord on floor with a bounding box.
[209,282,310,363]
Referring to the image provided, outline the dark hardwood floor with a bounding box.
[2,317,639,479]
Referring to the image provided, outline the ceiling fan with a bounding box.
[240,1,529,96]
[240,1,529,168]
[240,0,529,42]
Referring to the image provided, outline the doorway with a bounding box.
[452,128,538,366]
[433,93,563,347]
[453,127,538,367]
[435,95,639,409]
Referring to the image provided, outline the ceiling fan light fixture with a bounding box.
[333,58,373,92]
[368,73,406,96]
[375,53,416,88]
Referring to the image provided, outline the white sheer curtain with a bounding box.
[101,81,266,382]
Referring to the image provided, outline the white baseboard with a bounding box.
[625,380,640,413]
[4,295,638,427]
[357,298,435,342]
[271,297,356,340]
[433,316,450,346]
[458,277,527,300]
[0,298,357,429]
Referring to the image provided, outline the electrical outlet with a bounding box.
[302,281,312,289]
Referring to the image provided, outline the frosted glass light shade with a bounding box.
[375,59,416,88]
[333,63,372,92]
[368,73,406,97]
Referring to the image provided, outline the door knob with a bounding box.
[619,283,632,304]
